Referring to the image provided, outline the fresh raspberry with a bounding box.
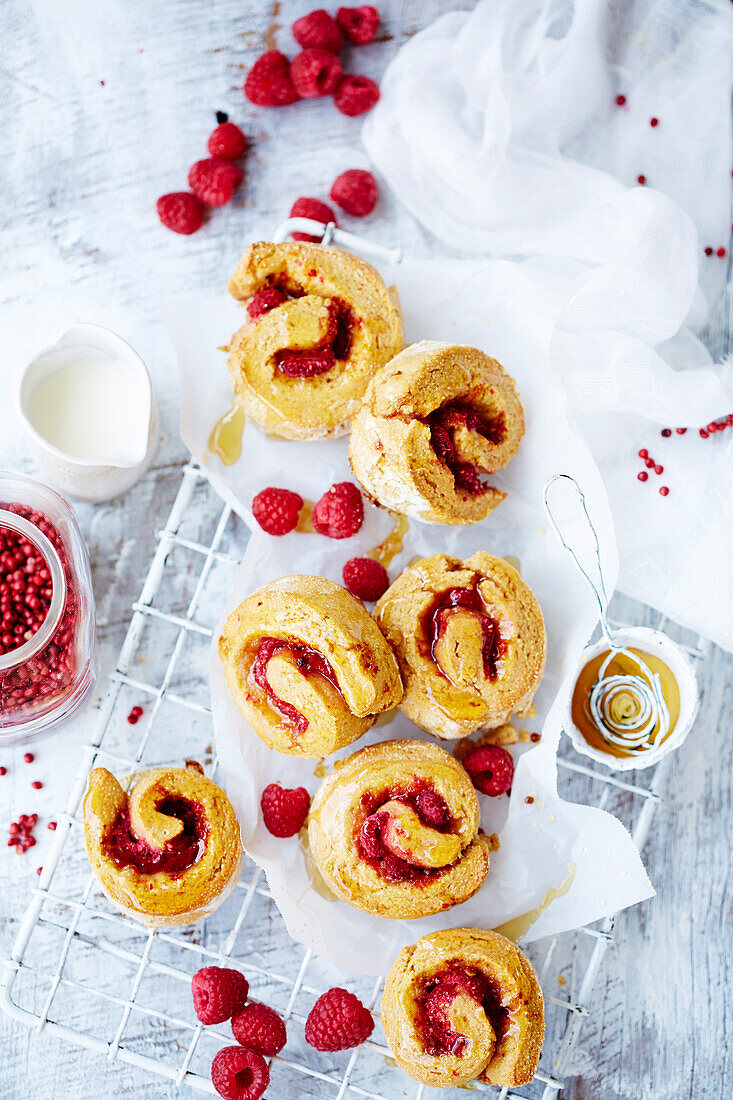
[290,196,338,242]
[336,6,380,45]
[247,287,287,319]
[275,348,336,377]
[463,745,514,797]
[305,987,374,1051]
[261,782,311,838]
[291,48,343,98]
[330,169,378,216]
[211,1046,269,1100]
[293,9,343,53]
[208,121,247,160]
[312,482,364,539]
[188,159,243,207]
[244,50,300,107]
[252,487,303,536]
[231,1002,287,1056]
[191,967,249,1025]
[156,192,204,235]
[333,74,380,116]
[342,557,389,601]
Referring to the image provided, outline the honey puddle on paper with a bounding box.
[493,863,576,942]
[368,512,409,567]
[209,405,245,466]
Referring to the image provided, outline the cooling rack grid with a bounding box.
[0,462,707,1099]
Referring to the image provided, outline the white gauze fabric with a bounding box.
[364,0,733,651]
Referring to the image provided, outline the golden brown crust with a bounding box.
[218,575,403,758]
[381,928,544,1089]
[227,241,403,440]
[349,341,524,523]
[307,740,490,918]
[375,553,546,739]
[82,764,242,928]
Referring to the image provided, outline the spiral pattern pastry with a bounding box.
[218,575,403,758]
[381,928,544,1089]
[227,241,403,440]
[349,341,524,524]
[307,740,491,918]
[83,762,242,928]
[375,552,546,739]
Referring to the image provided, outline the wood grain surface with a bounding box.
[1,2,730,1098]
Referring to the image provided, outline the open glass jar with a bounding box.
[0,470,96,744]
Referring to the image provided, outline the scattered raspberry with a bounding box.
[31,780,43,790]
[48,821,57,830]
[312,482,364,539]
[305,987,374,1051]
[208,121,247,160]
[291,48,343,97]
[252,487,303,536]
[23,752,34,764]
[244,50,300,107]
[615,94,627,106]
[247,287,287,319]
[156,192,204,235]
[463,745,514,797]
[336,6,380,45]
[290,196,338,242]
[333,74,380,116]
[342,557,389,602]
[637,174,646,186]
[188,159,242,207]
[330,169,378,216]
[292,9,343,53]
[191,966,249,1025]
[7,813,38,853]
[0,767,6,776]
[231,1002,287,1056]
[211,1046,269,1100]
[717,247,727,258]
[275,348,336,377]
[704,247,714,256]
[261,782,311,838]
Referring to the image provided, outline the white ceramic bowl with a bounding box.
[563,625,699,772]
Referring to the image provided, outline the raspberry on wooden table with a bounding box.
[231,1001,287,1056]
[156,192,204,235]
[261,782,311,838]
[342,557,389,602]
[336,6,381,45]
[191,967,249,1025]
[290,196,338,242]
[291,47,343,97]
[330,169,378,216]
[247,287,288,319]
[333,73,380,116]
[305,987,374,1051]
[208,121,247,160]
[211,1046,269,1100]
[252,487,303,536]
[292,8,343,53]
[312,482,364,539]
[189,159,242,207]
[463,745,515,797]
[244,50,300,107]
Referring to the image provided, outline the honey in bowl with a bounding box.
[571,646,680,759]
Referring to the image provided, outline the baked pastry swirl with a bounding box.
[381,928,544,1089]
[82,762,242,928]
[375,552,546,739]
[307,740,491,918]
[218,575,403,758]
[227,241,403,439]
[349,341,524,524]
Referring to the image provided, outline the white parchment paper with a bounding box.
[164,256,654,976]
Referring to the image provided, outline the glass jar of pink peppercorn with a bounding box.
[0,470,96,744]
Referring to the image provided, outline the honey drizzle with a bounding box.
[493,863,577,942]
[296,500,315,533]
[367,511,409,567]
[208,405,245,466]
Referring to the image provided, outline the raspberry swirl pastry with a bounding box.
[375,552,546,739]
[349,341,524,524]
[307,740,491,918]
[381,928,544,1089]
[218,575,403,758]
[227,241,403,439]
[82,762,242,928]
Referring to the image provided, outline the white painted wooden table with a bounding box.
[1,2,730,1097]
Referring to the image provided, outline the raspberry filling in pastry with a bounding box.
[415,966,510,1057]
[105,797,209,875]
[253,636,340,733]
[356,782,457,884]
[422,587,508,683]
[428,402,506,495]
[248,282,356,378]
